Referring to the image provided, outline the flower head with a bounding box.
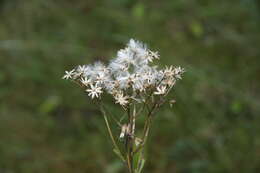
[164,66,175,77]
[86,84,103,99]
[62,69,75,80]
[77,65,87,74]
[114,92,129,106]
[80,77,92,86]
[174,66,185,79]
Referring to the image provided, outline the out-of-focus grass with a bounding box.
[0,0,260,172]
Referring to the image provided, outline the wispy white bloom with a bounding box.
[63,38,184,102]
[128,39,146,52]
[154,85,167,95]
[96,73,107,84]
[93,61,107,72]
[86,84,103,99]
[63,69,75,80]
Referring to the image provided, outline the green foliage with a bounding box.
[0,0,260,172]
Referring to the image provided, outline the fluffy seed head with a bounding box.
[63,39,184,106]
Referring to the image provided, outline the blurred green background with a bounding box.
[1,0,260,172]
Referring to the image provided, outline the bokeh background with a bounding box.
[1,0,260,172]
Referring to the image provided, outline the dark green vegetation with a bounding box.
[1,0,260,172]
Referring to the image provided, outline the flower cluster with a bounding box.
[63,39,184,106]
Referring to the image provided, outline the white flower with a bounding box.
[128,39,146,52]
[149,50,160,59]
[145,51,159,63]
[72,65,88,78]
[163,77,176,86]
[128,74,138,84]
[132,79,145,92]
[154,85,167,95]
[127,39,150,65]
[146,55,154,63]
[117,48,135,65]
[115,73,131,89]
[80,77,91,86]
[104,80,116,94]
[77,65,87,74]
[174,66,185,79]
[62,69,75,80]
[164,66,175,77]
[114,92,129,106]
[86,84,103,99]
[93,61,106,72]
[109,61,127,73]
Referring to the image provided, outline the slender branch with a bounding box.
[133,99,159,154]
[100,104,125,162]
[123,106,134,173]
[133,115,152,154]
[101,104,122,127]
[120,112,127,123]
[136,103,145,118]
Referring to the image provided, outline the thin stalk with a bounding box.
[101,104,122,127]
[126,138,133,173]
[100,105,125,162]
[125,106,134,173]
[132,104,136,135]
[133,99,159,154]
[133,115,152,154]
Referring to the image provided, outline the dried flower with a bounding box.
[120,124,131,139]
[135,137,142,146]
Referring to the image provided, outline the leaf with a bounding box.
[137,158,145,173]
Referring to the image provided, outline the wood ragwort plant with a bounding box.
[63,39,184,173]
